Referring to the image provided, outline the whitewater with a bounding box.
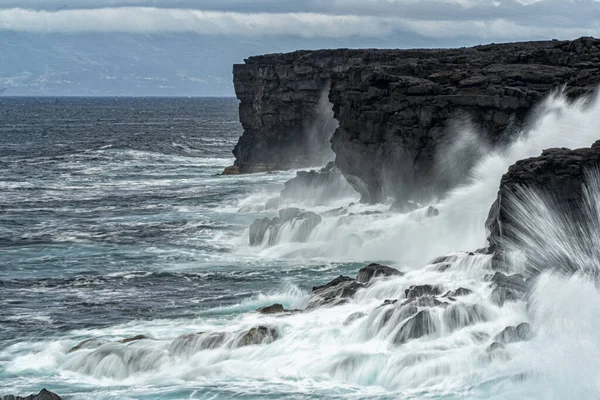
[1,91,600,399]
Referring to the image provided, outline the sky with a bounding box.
[0,0,599,95]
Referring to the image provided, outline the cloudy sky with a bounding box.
[0,0,599,95]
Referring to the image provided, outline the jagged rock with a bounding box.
[235,326,278,347]
[249,217,278,246]
[430,254,459,264]
[69,338,107,353]
[307,275,365,310]
[256,304,285,314]
[489,272,527,306]
[443,288,473,298]
[343,312,366,325]
[494,322,533,344]
[169,332,227,355]
[2,389,62,400]
[356,263,403,284]
[403,295,446,308]
[248,208,323,246]
[69,335,147,353]
[280,162,356,204]
[221,165,240,175]
[487,342,505,352]
[405,284,442,299]
[443,304,487,331]
[393,310,436,344]
[118,335,148,344]
[232,38,600,205]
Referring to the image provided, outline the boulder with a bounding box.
[256,304,285,314]
[393,310,436,344]
[486,341,505,353]
[249,217,278,246]
[307,275,365,310]
[356,263,402,284]
[235,326,278,347]
[494,322,533,344]
[280,162,356,204]
[221,165,240,175]
[118,335,148,344]
[443,287,473,298]
[405,284,442,299]
[69,338,107,353]
[169,332,227,355]
[343,312,366,325]
[248,208,323,246]
[2,389,61,400]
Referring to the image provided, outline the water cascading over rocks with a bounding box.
[486,140,600,277]
[231,37,600,206]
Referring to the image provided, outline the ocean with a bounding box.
[1,95,600,399]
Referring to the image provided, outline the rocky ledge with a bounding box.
[231,37,600,204]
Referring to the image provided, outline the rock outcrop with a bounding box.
[487,140,600,251]
[249,207,322,246]
[306,275,365,310]
[356,263,402,284]
[279,162,356,205]
[232,37,600,204]
[2,389,61,400]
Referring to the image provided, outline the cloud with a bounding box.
[0,8,397,37]
[0,1,598,40]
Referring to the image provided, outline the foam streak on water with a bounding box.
[1,92,600,399]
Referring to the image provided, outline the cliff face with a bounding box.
[232,37,600,202]
[232,49,408,173]
[486,141,600,251]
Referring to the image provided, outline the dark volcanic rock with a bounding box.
[356,263,403,284]
[249,217,278,246]
[248,207,322,246]
[69,338,107,353]
[486,140,600,277]
[256,304,285,314]
[443,287,473,298]
[232,37,600,204]
[280,162,356,204]
[118,335,148,344]
[405,284,442,299]
[307,275,365,310]
[486,341,505,352]
[393,309,436,344]
[2,389,61,400]
[235,326,278,347]
[494,322,533,344]
[488,272,527,306]
[343,311,366,325]
[169,332,227,355]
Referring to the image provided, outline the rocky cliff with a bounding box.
[486,140,600,250]
[232,37,600,203]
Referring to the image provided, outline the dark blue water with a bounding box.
[0,98,368,399]
[2,96,587,400]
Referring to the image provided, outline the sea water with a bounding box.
[1,93,600,399]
